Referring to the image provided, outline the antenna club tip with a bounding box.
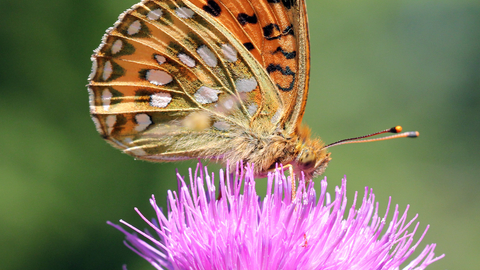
[391,126,403,133]
[408,131,420,138]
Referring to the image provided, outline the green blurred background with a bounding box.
[1,0,478,269]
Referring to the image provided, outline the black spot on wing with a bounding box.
[282,0,295,9]
[237,13,258,26]
[266,64,296,92]
[267,0,295,9]
[243,42,254,51]
[282,24,294,36]
[203,0,221,17]
[263,24,281,40]
[273,47,296,59]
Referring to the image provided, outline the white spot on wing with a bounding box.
[102,61,113,81]
[147,9,163,20]
[106,115,117,134]
[150,92,172,108]
[271,108,282,123]
[87,87,95,113]
[111,39,123,55]
[102,89,112,111]
[194,86,221,104]
[91,116,103,134]
[89,59,97,80]
[221,44,237,62]
[236,78,257,93]
[127,20,142,35]
[197,45,217,67]
[123,138,148,156]
[128,147,148,156]
[223,98,234,110]
[247,104,258,116]
[213,121,230,131]
[176,7,194,19]
[146,70,173,86]
[155,55,166,65]
[135,114,152,132]
[178,53,196,67]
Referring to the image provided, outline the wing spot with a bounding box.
[102,88,112,111]
[176,7,195,19]
[266,64,296,91]
[197,45,218,67]
[111,39,123,55]
[273,47,296,59]
[147,8,163,20]
[150,92,172,108]
[247,104,258,116]
[271,108,282,124]
[213,121,230,131]
[155,54,166,65]
[123,138,148,156]
[106,115,117,134]
[89,60,97,80]
[203,0,222,17]
[221,44,237,62]
[135,113,152,132]
[91,116,103,135]
[235,78,257,93]
[267,0,293,9]
[146,69,173,86]
[263,23,281,40]
[87,87,95,113]
[237,13,257,25]
[194,86,221,104]
[102,61,113,81]
[127,147,148,156]
[283,24,294,36]
[127,20,142,35]
[222,98,234,110]
[243,42,254,51]
[178,53,196,67]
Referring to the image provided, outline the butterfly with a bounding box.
[88,0,417,179]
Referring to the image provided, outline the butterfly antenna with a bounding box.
[323,126,419,149]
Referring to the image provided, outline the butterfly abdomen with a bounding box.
[219,129,328,178]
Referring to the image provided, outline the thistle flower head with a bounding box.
[109,163,444,269]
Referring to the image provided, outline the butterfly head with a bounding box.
[293,137,331,179]
[289,125,331,179]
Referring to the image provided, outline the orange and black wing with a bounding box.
[188,0,311,135]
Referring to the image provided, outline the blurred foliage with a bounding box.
[0,0,478,269]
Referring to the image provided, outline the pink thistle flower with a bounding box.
[109,163,444,269]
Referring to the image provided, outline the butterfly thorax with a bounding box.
[224,125,331,179]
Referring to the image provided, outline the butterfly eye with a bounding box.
[298,150,316,171]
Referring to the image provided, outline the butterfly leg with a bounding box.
[281,164,296,201]
[267,164,297,201]
[216,169,226,201]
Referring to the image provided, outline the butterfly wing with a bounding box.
[88,0,284,161]
[188,0,310,136]
[275,0,310,135]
